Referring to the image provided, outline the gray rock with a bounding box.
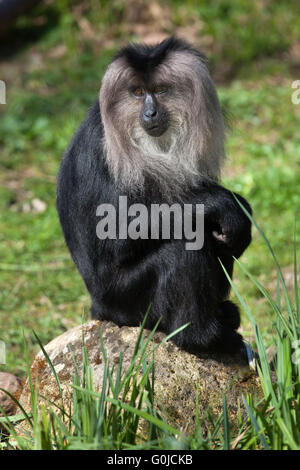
[19,320,261,433]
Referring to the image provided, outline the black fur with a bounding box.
[114,36,206,74]
[57,100,252,361]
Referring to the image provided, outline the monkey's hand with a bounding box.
[205,189,252,258]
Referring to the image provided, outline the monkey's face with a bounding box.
[100,40,225,190]
[130,85,170,137]
[100,57,197,147]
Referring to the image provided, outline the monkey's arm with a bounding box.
[194,184,252,259]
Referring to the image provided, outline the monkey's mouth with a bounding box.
[144,123,168,138]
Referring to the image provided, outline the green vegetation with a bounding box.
[0,0,299,450]
[173,0,299,70]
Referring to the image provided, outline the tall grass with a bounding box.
[0,219,299,450]
[222,202,300,450]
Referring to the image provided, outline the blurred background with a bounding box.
[0,0,299,377]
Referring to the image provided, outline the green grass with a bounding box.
[172,0,300,66]
[0,0,300,449]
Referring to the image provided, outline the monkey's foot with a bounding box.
[243,340,256,371]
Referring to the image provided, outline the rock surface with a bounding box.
[0,371,23,436]
[19,321,261,432]
[0,372,22,417]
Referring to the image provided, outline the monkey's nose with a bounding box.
[144,109,157,119]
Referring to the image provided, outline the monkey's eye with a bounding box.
[132,88,145,97]
[153,86,168,95]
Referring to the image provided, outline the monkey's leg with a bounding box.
[170,315,247,360]
[217,300,241,330]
